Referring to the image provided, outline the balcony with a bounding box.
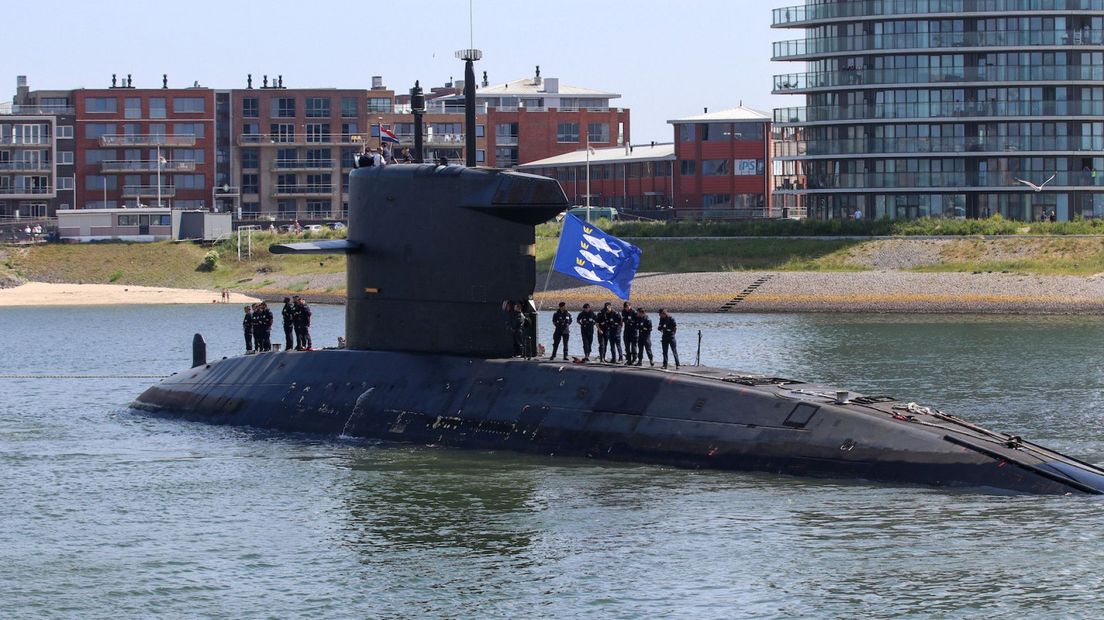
[9,105,75,115]
[122,185,177,198]
[272,184,334,197]
[773,29,1104,61]
[0,185,52,196]
[100,134,197,147]
[773,65,1104,93]
[101,160,196,172]
[238,133,364,146]
[772,0,1104,27]
[272,159,335,171]
[773,99,1104,124]
[0,161,51,171]
[495,135,519,146]
[0,136,50,146]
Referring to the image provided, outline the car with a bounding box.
[304,224,323,232]
[328,222,346,230]
[567,206,618,221]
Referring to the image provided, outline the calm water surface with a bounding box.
[3,305,1104,618]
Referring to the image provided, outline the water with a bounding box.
[3,305,1104,618]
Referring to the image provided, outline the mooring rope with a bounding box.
[0,374,168,379]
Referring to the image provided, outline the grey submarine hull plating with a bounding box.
[133,349,1104,495]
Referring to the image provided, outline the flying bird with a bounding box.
[1014,173,1056,192]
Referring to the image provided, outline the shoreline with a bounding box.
[3,271,1104,313]
[0,282,259,307]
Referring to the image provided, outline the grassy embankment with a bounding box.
[7,217,1104,295]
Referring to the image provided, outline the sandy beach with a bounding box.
[0,282,259,307]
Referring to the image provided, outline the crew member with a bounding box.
[251,303,266,353]
[606,305,623,362]
[243,305,254,353]
[576,303,596,361]
[621,302,637,365]
[258,302,274,352]
[549,302,573,360]
[596,302,612,362]
[281,297,294,351]
[293,296,313,351]
[507,301,528,357]
[658,308,680,370]
[635,307,654,366]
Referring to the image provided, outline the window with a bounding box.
[703,194,732,209]
[305,148,331,165]
[149,124,166,138]
[278,200,298,218]
[86,97,117,113]
[118,215,138,226]
[173,97,205,113]
[732,122,765,141]
[341,122,358,141]
[702,124,731,141]
[306,97,331,118]
[306,200,328,216]
[58,151,74,165]
[271,123,295,143]
[57,176,75,190]
[173,174,205,189]
[242,97,259,118]
[476,124,484,138]
[149,98,166,119]
[84,123,117,139]
[305,173,331,190]
[476,149,485,163]
[557,122,580,143]
[241,173,259,194]
[678,124,695,142]
[242,122,260,137]
[734,159,765,176]
[306,123,331,143]
[86,175,117,190]
[733,194,764,208]
[272,97,296,118]
[123,123,140,136]
[702,159,730,176]
[341,149,357,169]
[367,97,391,113]
[124,98,141,119]
[587,122,610,143]
[341,96,358,118]
[173,123,206,138]
[56,125,74,139]
[172,149,205,163]
[85,149,115,164]
[241,149,258,169]
[155,214,172,225]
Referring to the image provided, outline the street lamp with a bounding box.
[155,143,167,208]
[585,137,596,222]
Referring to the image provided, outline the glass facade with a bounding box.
[772,1,1104,220]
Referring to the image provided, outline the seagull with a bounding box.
[1014,173,1056,192]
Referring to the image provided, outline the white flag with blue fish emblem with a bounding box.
[552,214,641,300]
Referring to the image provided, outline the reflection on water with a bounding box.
[3,305,1104,617]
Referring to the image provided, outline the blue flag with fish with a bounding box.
[552,214,641,300]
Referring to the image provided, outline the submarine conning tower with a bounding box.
[273,164,567,357]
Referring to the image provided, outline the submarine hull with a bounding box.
[133,350,1104,495]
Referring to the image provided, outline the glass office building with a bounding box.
[771,0,1104,221]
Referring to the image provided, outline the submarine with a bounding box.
[132,58,1104,495]
[130,160,1104,495]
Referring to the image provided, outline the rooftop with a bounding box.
[667,105,770,124]
[517,143,675,168]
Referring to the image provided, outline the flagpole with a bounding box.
[537,216,566,311]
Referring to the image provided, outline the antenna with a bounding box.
[469,0,474,51]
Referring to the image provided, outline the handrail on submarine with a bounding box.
[269,239,361,254]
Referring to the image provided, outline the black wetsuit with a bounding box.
[635,314,654,365]
[576,309,596,360]
[622,309,637,364]
[550,309,573,360]
[659,315,680,368]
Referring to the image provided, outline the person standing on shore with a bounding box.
[622,302,637,365]
[576,303,596,361]
[658,309,680,370]
[281,297,294,351]
[635,307,654,366]
[549,302,573,361]
[243,305,254,353]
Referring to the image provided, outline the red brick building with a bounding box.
[73,78,215,211]
[519,106,776,220]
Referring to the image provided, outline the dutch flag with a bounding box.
[380,127,400,144]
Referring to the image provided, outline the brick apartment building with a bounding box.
[519,106,777,220]
[1,76,75,218]
[72,75,215,213]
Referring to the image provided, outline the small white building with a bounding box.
[57,207,231,242]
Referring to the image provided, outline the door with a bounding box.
[138,214,150,235]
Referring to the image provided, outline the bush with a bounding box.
[199,249,220,272]
[108,270,123,283]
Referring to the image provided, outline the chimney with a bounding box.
[372,75,383,89]
[533,65,541,86]
[704,107,708,114]
[15,76,29,103]
[455,79,465,90]
[481,70,489,88]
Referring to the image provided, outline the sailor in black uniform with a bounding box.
[281,297,294,351]
[250,303,266,353]
[635,307,654,366]
[606,306,623,362]
[549,302,573,360]
[508,301,528,357]
[576,303,596,361]
[596,302,612,362]
[257,302,274,352]
[243,305,254,353]
[658,308,680,369]
[621,302,637,365]
[293,296,313,350]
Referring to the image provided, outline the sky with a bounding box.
[3,0,795,142]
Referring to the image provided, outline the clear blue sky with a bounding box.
[4,0,795,142]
